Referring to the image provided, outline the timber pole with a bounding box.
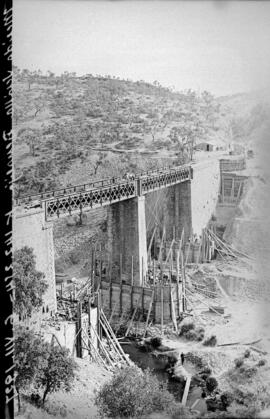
[76,302,82,358]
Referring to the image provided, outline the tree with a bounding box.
[13,107,25,125]
[14,326,49,411]
[13,246,48,318]
[21,69,40,90]
[95,366,174,418]
[33,97,46,118]
[206,376,218,393]
[92,152,107,175]
[17,127,41,156]
[201,90,220,128]
[36,345,77,404]
[169,119,204,162]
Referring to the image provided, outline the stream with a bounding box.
[121,341,206,412]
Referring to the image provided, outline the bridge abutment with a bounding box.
[13,207,57,318]
[107,196,148,286]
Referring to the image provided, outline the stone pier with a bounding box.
[107,196,148,286]
[145,181,192,245]
[165,181,192,242]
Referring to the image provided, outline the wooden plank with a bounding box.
[99,317,123,363]
[179,228,184,252]
[97,291,101,348]
[250,346,267,355]
[182,375,191,406]
[142,256,145,287]
[196,241,202,264]
[143,290,155,338]
[161,286,164,336]
[147,226,157,261]
[217,342,240,347]
[176,250,181,317]
[230,177,235,200]
[158,225,166,264]
[185,288,223,317]
[109,301,117,324]
[170,288,178,332]
[88,297,92,357]
[81,329,108,370]
[100,309,131,365]
[125,292,143,337]
[165,239,175,265]
[89,322,114,367]
[76,302,82,358]
[120,254,123,314]
[99,243,102,286]
[130,285,133,312]
[180,250,186,312]
[131,256,134,286]
[185,240,191,265]
[242,338,262,346]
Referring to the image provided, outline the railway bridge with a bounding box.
[14,160,223,316]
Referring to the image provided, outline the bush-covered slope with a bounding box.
[13,68,226,196]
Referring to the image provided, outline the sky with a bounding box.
[13,0,270,96]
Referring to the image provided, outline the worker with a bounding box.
[180,352,185,365]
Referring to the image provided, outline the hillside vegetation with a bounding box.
[13,68,270,198]
[14,67,229,197]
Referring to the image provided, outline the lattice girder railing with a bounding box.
[141,166,191,194]
[45,181,136,220]
[16,165,192,220]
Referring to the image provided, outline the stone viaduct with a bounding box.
[13,157,224,316]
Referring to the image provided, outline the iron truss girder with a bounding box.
[16,165,192,220]
[141,166,191,194]
[45,182,136,221]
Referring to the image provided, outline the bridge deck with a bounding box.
[15,165,192,221]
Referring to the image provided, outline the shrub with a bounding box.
[68,250,81,265]
[36,345,77,404]
[185,330,200,341]
[206,376,218,393]
[167,403,197,419]
[243,349,250,358]
[150,336,162,349]
[191,374,205,387]
[54,259,67,273]
[14,246,48,318]
[14,326,49,411]
[203,335,217,347]
[179,322,195,336]
[257,359,267,367]
[199,366,212,376]
[220,391,234,409]
[234,358,244,368]
[95,366,175,418]
[196,327,205,341]
[241,366,258,379]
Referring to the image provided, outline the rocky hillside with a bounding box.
[13,68,270,198]
[13,67,231,197]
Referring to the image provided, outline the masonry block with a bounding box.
[107,195,148,286]
[191,160,220,236]
[13,207,57,317]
